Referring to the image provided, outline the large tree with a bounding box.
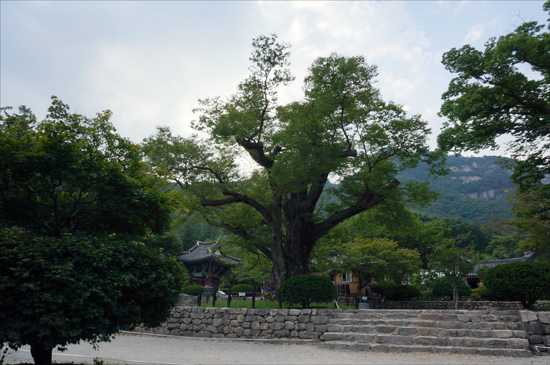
[437,1,550,190]
[0,99,184,365]
[144,35,444,286]
[0,97,172,237]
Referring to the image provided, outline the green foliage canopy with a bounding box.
[143,35,445,286]
[0,97,173,237]
[431,276,472,299]
[438,2,550,190]
[0,227,186,365]
[314,235,421,291]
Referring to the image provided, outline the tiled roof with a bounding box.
[176,241,242,266]
[467,251,541,276]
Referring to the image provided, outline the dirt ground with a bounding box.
[3,332,549,365]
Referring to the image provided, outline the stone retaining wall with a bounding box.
[133,306,331,339]
[520,310,550,351]
[132,306,550,355]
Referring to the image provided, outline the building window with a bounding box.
[341,271,353,283]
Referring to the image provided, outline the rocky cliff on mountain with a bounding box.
[398,155,514,225]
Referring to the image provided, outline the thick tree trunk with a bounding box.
[30,344,53,365]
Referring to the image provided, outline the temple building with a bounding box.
[176,241,242,288]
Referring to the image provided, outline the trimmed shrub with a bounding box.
[370,282,422,300]
[484,261,550,309]
[182,284,204,295]
[231,284,255,294]
[277,274,336,308]
[431,277,472,299]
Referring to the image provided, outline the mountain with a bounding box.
[398,155,515,225]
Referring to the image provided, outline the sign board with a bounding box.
[239,292,245,297]
[362,296,368,301]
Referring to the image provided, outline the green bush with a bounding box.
[484,261,550,309]
[470,284,491,301]
[370,283,422,300]
[231,284,255,294]
[277,274,336,309]
[182,284,204,295]
[431,277,472,299]
[0,227,186,365]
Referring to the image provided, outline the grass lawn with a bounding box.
[198,299,355,310]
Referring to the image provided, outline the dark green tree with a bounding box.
[438,1,550,190]
[0,227,186,365]
[143,34,445,286]
[484,261,550,309]
[0,97,173,237]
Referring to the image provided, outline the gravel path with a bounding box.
[4,333,549,365]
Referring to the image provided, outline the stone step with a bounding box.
[328,311,521,323]
[321,333,530,349]
[316,341,533,357]
[325,324,527,338]
[327,318,525,331]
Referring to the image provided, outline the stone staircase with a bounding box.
[318,309,533,357]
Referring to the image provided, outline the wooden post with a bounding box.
[208,260,213,286]
[354,291,359,310]
[212,291,217,307]
[252,287,256,309]
[227,289,232,308]
[278,296,282,309]
[197,292,202,307]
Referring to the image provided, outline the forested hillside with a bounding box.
[398,155,514,225]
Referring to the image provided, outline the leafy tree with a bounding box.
[437,1,550,190]
[484,234,523,259]
[484,261,550,309]
[0,227,186,365]
[428,240,475,309]
[314,236,421,294]
[507,185,550,255]
[441,217,491,252]
[431,276,472,299]
[370,282,422,301]
[143,34,445,286]
[0,97,173,237]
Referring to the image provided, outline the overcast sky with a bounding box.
[1,1,548,156]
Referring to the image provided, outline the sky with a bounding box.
[1,1,548,156]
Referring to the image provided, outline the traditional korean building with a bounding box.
[464,249,545,288]
[176,241,242,288]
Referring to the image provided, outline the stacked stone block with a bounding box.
[519,310,550,352]
[131,306,550,357]
[134,307,330,339]
[318,309,539,357]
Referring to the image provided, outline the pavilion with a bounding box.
[176,241,242,288]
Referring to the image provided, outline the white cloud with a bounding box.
[464,24,485,44]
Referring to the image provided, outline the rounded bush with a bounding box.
[432,277,471,299]
[182,284,204,295]
[370,283,422,300]
[484,261,550,309]
[277,274,336,308]
[231,284,255,294]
